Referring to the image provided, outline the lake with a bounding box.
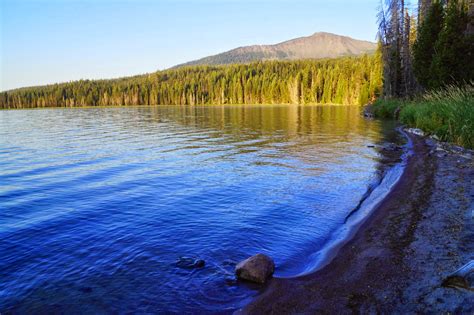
[0,105,399,313]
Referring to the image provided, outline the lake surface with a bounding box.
[0,105,398,313]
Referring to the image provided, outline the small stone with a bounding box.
[175,257,205,269]
[194,259,205,268]
[235,253,275,284]
[442,260,474,290]
[406,128,425,137]
[381,143,402,152]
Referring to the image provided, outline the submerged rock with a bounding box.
[235,254,275,284]
[175,257,205,269]
[382,143,402,151]
[79,287,93,293]
[363,112,374,119]
[362,105,374,119]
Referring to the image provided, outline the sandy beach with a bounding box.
[242,132,473,313]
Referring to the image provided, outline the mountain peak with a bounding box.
[311,31,335,36]
[174,32,377,68]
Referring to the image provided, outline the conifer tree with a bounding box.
[412,1,445,89]
[0,56,382,109]
[430,0,473,88]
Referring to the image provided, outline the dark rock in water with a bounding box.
[362,104,374,119]
[382,143,402,152]
[193,259,205,268]
[442,260,474,290]
[235,254,275,284]
[175,257,205,269]
[79,287,93,293]
[363,111,374,119]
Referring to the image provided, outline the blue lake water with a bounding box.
[0,105,397,313]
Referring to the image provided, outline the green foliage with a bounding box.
[413,0,474,90]
[0,55,382,109]
[374,83,474,148]
[377,1,473,148]
[430,0,473,88]
[372,98,403,118]
[412,1,445,88]
[377,0,417,97]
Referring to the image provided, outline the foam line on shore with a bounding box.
[292,127,413,277]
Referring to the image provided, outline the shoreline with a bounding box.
[290,127,411,277]
[0,103,363,111]
[241,132,473,313]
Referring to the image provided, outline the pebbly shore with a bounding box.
[241,131,473,314]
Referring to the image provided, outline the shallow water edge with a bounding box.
[243,129,474,313]
[291,127,411,277]
[0,105,400,312]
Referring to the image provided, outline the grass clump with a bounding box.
[372,98,404,118]
[373,83,474,149]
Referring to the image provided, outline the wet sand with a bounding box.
[241,133,474,313]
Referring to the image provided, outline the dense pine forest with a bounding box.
[0,55,382,109]
[375,0,473,148]
[378,0,473,96]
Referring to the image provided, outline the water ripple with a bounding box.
[0,105,397,313]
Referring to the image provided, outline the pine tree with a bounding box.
[0,56,382,109]
[378,0,411,97]
[401,11,416,95]
[412,1,445,89]
[430,0,473,88]
[418,0,433,24]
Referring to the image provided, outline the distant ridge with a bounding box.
[174,32,377,68]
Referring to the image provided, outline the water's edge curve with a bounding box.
[290,127,412,277]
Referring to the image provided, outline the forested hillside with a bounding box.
[176,32,377,67]
[375,0,473,148]
[0,55,382,109]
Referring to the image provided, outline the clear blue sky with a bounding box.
[1,0,379,91]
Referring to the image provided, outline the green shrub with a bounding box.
[372,99,403,118]
[398,103,417,126]
[373,83,474,149]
